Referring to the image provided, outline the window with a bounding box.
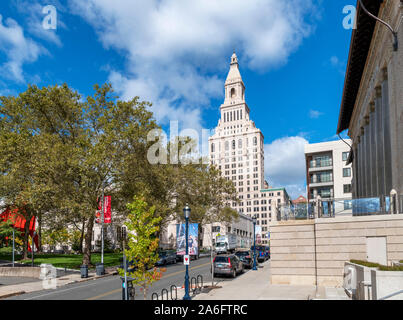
[342,152,349,161]
[211,143,215,153]
[253,137,257,146]
[343,168,351,177]
[343,184,352,193]
[232,140,236,150]
[225,141,229,151]
[238,139,242,149]
[212,226,220,233]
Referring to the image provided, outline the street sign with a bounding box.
[184,255,190,265]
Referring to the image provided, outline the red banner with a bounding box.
[103,196,111,224]
[95,196,112,224]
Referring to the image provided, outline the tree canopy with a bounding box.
[0,83,238,264]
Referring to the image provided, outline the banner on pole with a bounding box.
[95,196,112,224]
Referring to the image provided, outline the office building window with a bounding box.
[343,168,351,177]
[343,184,352,193]
[342,152,349,161]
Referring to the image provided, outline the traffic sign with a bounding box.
[184,255,190,265]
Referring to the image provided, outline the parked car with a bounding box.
[119,259,137,273]
[155,250,177,266]
[212,254,244,278]
[235,250,254,269]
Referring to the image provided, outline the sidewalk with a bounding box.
[192,260,350,300]
[0,266,118,299]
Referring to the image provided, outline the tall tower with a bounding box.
[209,52,265,215]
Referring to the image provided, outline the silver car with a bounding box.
[212,254,244,278]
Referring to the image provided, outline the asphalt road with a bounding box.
[6,256,246,300]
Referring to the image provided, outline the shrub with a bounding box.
[350,259,403,271]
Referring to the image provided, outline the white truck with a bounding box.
[215,234,237,254]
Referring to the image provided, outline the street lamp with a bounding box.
[252,215,257,271]
[183,204,191,300]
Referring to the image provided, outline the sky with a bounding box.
[0,0,356,199]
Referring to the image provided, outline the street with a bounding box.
[5,256,250,300]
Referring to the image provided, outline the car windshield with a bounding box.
[216,243,225,247]
[214,256,229,263]
[235,251,249,256]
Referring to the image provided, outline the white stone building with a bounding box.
[305,140,353,200]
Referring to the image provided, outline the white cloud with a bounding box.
[264,136,309,199]
[309,109,323,119]
[0,15,45,83]
[69,0,317,129]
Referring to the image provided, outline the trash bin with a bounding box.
[96,263,105,276]
[120,277,135,300]
[80,265,88,278]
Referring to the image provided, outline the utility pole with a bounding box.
[123,237,128,300]
[101,183,105,267]
[12,226,15,267]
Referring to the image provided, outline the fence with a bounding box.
[277,192,402,222]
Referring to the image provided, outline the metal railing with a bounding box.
[309,159,333,169]
[276,192,401,221]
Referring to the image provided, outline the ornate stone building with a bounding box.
[337,0,402,200]
[208,53,290,244]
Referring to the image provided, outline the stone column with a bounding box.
[381,70,392,195]
[375,86,385,197]
[361,124,368,198]
[364,115,371,197]
[369,102,377,197]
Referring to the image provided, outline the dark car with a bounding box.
[212,254,244,278]
[119,259,137,273]
[155,250,177,266]
[235,250,255,269]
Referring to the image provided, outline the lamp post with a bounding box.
[183,204,191,300]
[252,215,257,271]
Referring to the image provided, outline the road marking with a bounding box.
[86,261,211,300]
[23,276,117,300]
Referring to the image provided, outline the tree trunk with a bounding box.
[22,218,30,260]
[38,214,42,252]
[79,218,86,253]
[82,216,94,266]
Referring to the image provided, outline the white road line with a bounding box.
[23,275,118,300]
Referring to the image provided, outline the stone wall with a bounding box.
[270,215,403,287]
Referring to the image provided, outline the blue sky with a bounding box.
[0,0,356,198]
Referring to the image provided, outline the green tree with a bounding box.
[0,83,159,265]
[119,196,165,300]
[0,220,21,248]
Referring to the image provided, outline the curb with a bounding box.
[0,291,26,300]
[72,271,118,284]
[0,271,118,299]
